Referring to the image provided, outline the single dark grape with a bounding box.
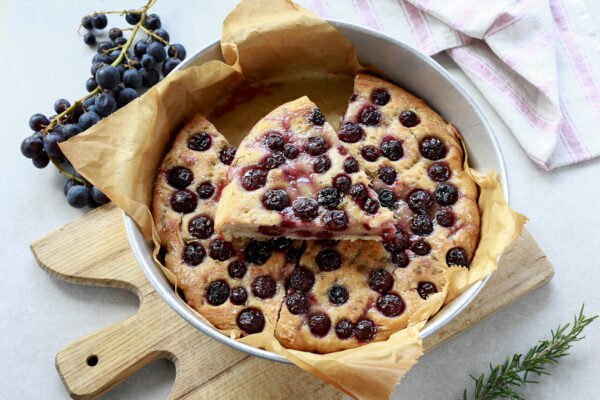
[92,53,112,65]
[152,28,170,43]
[237,308,264,334]
[354,319,376,342]
[206,280,230,306]
[344,157,359,173]
[381,139,403,161]
[145,14,161,30]
[390,250,409,268]
[43,132,65,158]
[32,153,50,169]
[140,68,160,87]
[317,187,340,209]
[310,108,326,125]
[383,229,409,253]
[209,239,235,261]
[219,147,236,165]
[54,98,71,114]
[361,145,380,162]
[434,183,459,206]
[362,198,380,214]
[83,96,97,110]
[63,179,80,196]
[146,42,166,62]
[338,122,364,143]
[108,49,121,62]
[118,88,138,107]
[230,287,248,305]
[29,114,50,131]
[378,166,397,185]
[96,65,120,89]
[108,28,122,41]
[91,186,110,205]
[252,275,277,299]
[245,240,274,265]
[84,32,96,46]
[168,44,187,60]
[328,285,349,305]
[368,269,393,294]
[78,111,101,130]
[162,58,181,76]
[20,135,43,159]
[417,282,438,300]
[134,38,150,57]
[81,15,93,30]
[292,197,319,221]
[123,69,142,89]
[446,247,468,267]
[407,189,434,214]
[262,189,289,211]
[377,293,405,317]
[399,110,420,127]
[62,124,83,139]
[228,261,247,279]
[427,162,451,182]
[335,320,354,339]
[95,94,117,117]
[358,105,382,126]
[411,214,433,236]
[90,62,103,77]
[182,242,206,266]
[66,185,91,208]
[86,77,98,92]
[289,267,315,292]
[114,36,127,46]
[188,216,214,239]
[92,13,107,29]
[305,136,329,156]
[313,155,331,173]
[197,182,215,199]
[419,137,447,160]
[371,88,391,105]
[286,292,309,315]
[96,41,112,53]
[349,183,368,202]
[141,54,155,69]
[125,10,141,25]
[378,189,396,209]
[283,143,298,159]
[308,313,331,337]
[316,248,341,271]
[410,240,431,256]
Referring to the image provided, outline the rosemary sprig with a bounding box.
[462,305,597,400]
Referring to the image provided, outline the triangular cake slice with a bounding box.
[215,96,395,241]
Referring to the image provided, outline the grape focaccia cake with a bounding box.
[152,73,480,353]
[214,96,395,241]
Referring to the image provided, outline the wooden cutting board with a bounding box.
[31,203,553,399]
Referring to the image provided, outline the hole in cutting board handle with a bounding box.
[86,355,98,367]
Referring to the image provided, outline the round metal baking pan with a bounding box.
[123,20,509,364]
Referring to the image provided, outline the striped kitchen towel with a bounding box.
[307,0,600,170]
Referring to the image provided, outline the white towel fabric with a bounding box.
[307,0,600,170]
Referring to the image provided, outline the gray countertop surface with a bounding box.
[1,1,598,399]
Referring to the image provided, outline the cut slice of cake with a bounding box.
[214,96,395,241]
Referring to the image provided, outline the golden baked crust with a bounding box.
[214,96,395,241]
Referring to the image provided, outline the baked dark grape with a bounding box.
[285,247,303,263]
[323,210,349,231]
[230,287,248,305]
[271,237,292,251]
[420,137,447,160]
[362,198,380,214]
[378,189,396,209]
[292,197,319,221]
[241,168,267,191]
[358,105,382,126]
[377,293,404,317]
[317,187,340,209]
[265,132,284,151]
[411,214,433,236]
[188,216,214,239]
[145,13,161,30]
[335,320,354,339]
[305,136,328,156]
[410,240,431,256]
[332,174,351,193]
[328,285,349,305]
[369,269,393,294]
[434,183,459,206]
[286,292,309,315]
[309,313,331,337]
[261,152,285,170]
[378,166,397,185]
[428,162,451,182]
[407,189,434,214]
[371,88,391,105]
[228,260,247,279]
[252,275,277,299]
[354,319,376,342]
[206,281,230,306]
[417,282,438,299]
[262,189,288,211]
[399,110,420,127]
[381,139,403,161]
[391,250,409,268]
[310,108,326,125]
[446,247,468,267]
[436,208,455,227]
[163,58,181,75]
[197,182,215,199]
[383,229,409,253]
[361,145,379,162]
[289,267,315,292]
[338,122,364,143]
[283,143,299,159]
[209,239,235,261]
[170,190,197,213]
[245,239,273,265]
[237,308,264,334]
[66,185,91,208]
[316,248,341,271]
[168,44,187,60]
[349,183,368,202]
[344,157,359,173]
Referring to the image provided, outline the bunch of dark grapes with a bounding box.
[20,3,186,209]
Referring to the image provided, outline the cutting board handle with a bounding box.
[55,309,167,400]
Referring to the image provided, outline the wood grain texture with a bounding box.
[31,203,553,399]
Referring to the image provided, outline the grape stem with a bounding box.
[45,0,157,184]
